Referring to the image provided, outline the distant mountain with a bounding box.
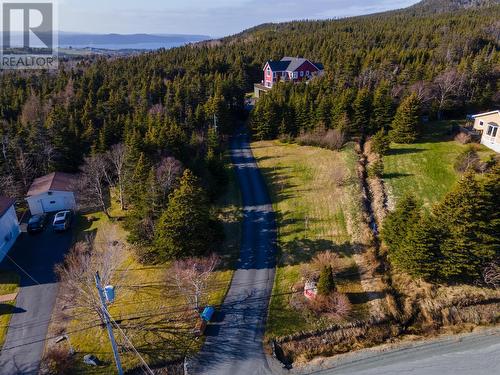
[411,0,500,13]
[7,31,211,50]
[58,32,210,50]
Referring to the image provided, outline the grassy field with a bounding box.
[48,160,241,374]
[0,271,19,348]
[383,121,496,208]
[252,141,370,339]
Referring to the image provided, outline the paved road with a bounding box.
[187,130,276,375]
[0,220,72,375]
[291,329,500,375]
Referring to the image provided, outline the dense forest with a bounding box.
[0,0,499,264]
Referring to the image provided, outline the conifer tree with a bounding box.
[389,93,421,143]
[154,169,219,260]
[434,171,497,280]
[382,194,421,266]
[370,82,393,133]
[317,265,336,295]
[371,129,391,155]
[351,88,372,136]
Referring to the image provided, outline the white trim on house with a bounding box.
[472,110,500,118]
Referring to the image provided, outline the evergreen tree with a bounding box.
[154,169,220,260]
[371,129,391,155]
[317,265,336,295]
[382,194,422,265]
[434,171,497,280]
[399,215,442,279]
[370,82,393,133]
[389,93,421,143]
[351,88,372,136]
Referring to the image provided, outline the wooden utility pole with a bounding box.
[95,271,123,375]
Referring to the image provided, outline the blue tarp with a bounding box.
[201,306,215,322]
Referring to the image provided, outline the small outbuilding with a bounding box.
[0,197,20,263]
[26,172,77,215]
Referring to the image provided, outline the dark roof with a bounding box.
[27,172,76,197]
[265,57,324,72]
[266,60,291,71]
[0,197,15,217]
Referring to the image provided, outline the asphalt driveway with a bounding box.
[0,216,73,375]
[187,129,276,375]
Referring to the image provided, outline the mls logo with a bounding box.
[0,1,58,69]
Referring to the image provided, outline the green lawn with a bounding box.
[383,121,496,208]
[0,271,19,348]
[252,141,370,339]
[48,160,241,374]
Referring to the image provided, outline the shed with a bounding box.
[26,172,77,215]
[0,197,20,263]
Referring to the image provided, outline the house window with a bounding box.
[300,71,304,77]
[50,201,56,204]
[293,72,298,79]
[480,121,484,126]
[487,126,498,137]
[306,71,310,76]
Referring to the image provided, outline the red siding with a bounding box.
[292,61,319,82]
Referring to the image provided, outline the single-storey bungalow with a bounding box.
[0,197,20,263]
[26,172,77,215]
[471,110,500,152]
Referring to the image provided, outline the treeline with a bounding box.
[0,45,247,263]
[249,5,499,141]
[382,167,499,282]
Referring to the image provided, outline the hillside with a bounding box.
[411,0,500,13]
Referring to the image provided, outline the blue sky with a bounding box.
[59,0,420,37]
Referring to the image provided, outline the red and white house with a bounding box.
[262,57,324,89]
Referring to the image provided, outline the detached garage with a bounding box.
[26,172,77,215]
[0,197,20,263]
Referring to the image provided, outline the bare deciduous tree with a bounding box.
[167,254,220,312]
[106,143,127,210]
[301,251,342,282]
[156,157,183,202]
[15,148,35,193]
[77,154,112,217]
[483,261,500,289]
[434,69,465,120]
[55,224,126,323]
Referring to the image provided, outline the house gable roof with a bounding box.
[265,57,324,72]
[27,172,76,197]
[0,197,15,217]
[472,110,500,118]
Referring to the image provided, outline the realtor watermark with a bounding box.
[0,0,58,70]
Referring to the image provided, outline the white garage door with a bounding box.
[41,196,71,213]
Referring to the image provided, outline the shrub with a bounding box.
[297,128,345,151]
[368,159,384,178]
[301,251,342,281]
[308,293,352,319]
[41,347,75,375]
[454,131,472,144]
[454,146,480,173]
[317,265,336,295]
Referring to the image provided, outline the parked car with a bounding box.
[27,213,48,233]
[53,210,73,232]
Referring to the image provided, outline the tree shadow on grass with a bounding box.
[382,172,413,179]
[388,147,425,156]
[279,239,355,267]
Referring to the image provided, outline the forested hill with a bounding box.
[410,0,500,13]
[0,0,499,215]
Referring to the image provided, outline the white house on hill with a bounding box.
[0,197,20,263]
[26,172,77,215]
[471,110,500,152]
